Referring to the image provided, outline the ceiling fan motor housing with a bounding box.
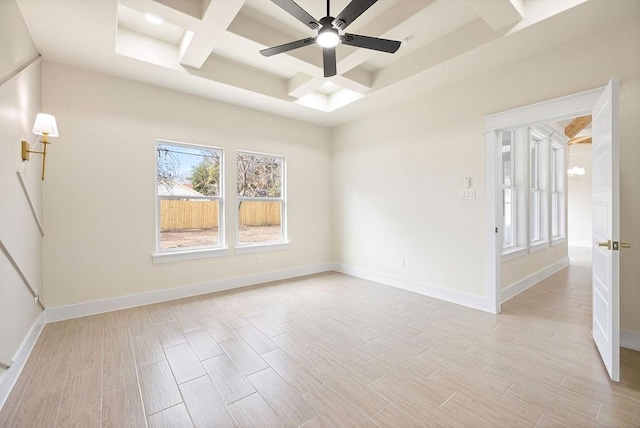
[319,16,336,28]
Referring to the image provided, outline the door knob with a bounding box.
[597,240,611,250]
[597,240,631,250]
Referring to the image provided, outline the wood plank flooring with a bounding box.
[1,266,640,427]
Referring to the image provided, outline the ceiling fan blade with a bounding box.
[323,47,337,77]
[342,33,401,53]
[260,37,315,57]
[272,0,320,30]
[333,0,377,30]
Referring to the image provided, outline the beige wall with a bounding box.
[501,245,568,290]
[41,63,333,308]
[333,18,640,333]
[620,69,640,335]
[0,0,43,384]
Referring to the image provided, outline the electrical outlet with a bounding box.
[34,295,39,304]
[257,256,263,264]
[399,258,405,268]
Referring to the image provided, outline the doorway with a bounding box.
[484,86,605,314]
[566,138,593,266]
[485,80,623,381]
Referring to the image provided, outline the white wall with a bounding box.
[0,0,38,84]
[0,0,43,387]
[567,143,593,247]
[333,18,640,333]
[41,63,333,308]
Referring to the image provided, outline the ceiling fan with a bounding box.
[260,0,402,77]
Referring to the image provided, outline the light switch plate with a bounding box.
[459,189,476,199]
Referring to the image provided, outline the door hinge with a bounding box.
[495,227,498,234]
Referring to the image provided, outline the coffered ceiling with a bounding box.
[15,0,638,126]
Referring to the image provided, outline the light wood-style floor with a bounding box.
[1,266,639,427]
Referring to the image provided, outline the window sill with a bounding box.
[550,237,566,247]
[502,247,527,261]
[529,242,550,253]
[152,247,229,264]
[235,242,289,255]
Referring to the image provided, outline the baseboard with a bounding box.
[333,263,491,313]
[45,263,333,323]
[0,311,45,412]
[568,241,592,248]
[501,257,570,303]
[621,330,640,352]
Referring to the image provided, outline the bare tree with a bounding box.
[156,145,180,190]
[236,154,282,198]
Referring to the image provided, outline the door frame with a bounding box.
[484,86,605,313]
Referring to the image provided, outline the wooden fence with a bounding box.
[239,201,281,227]
[160,200,281,230]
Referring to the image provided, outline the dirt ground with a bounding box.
[161,225,281,250]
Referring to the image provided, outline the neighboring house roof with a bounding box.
[158,181,203,197]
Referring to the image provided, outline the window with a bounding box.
[499,124,567,258]
[501,131,517,250]
[529,127,553,246]
[551,144,565,239]
[156,141,223,253]
[500,128,527,255]
[529,133,547,245]
[236,151,286,247]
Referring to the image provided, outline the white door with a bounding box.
[591,78,620,381]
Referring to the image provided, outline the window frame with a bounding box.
[501,130,517,251]
[528,130,549,248]
[153,140,227,263]
[500,129,527,257]
[550,141,566,242]
[235,150,288,253]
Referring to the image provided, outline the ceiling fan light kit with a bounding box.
[317,18,340,48]
[260,0,401,77]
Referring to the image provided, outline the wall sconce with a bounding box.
[21,113,59,180]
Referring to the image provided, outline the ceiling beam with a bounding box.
[336,68,372,94]
[179,0,246,68]
[228,15,322,72]
[288,74,321,98]
[150,0,205,19]
[564,115,592,139]
[569,136,592,145]
[188,54,291,101]
[465,0,524,32]
[336,0,438,75]
[119,0,200,28]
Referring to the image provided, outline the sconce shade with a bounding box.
[32,113,59,137]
